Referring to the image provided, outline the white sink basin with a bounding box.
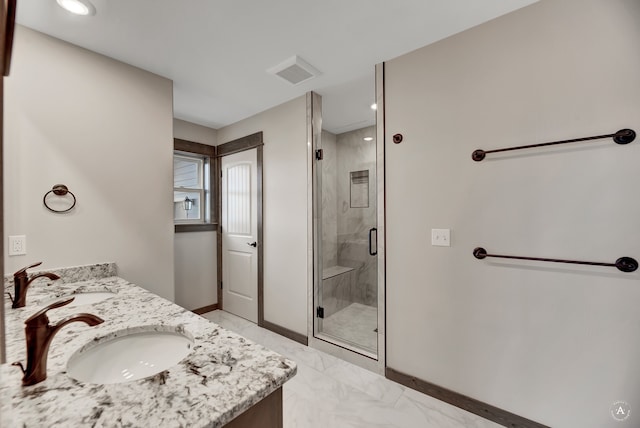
[67,326,194,384]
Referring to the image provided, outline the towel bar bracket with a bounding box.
[614,129,636,145]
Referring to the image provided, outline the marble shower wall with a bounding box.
[320,126,377,309]
[321,266,356,318]
[335,126,377,307]
[321,130,338,268]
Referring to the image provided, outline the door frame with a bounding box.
[307,63,386,374]
[0,0,17,364]
[217,132,264,325]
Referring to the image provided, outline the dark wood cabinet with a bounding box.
[224,387,283,428]
[1,0,16,76]
[0,0,16,364]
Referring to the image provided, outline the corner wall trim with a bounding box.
[385,368,550,428]
[262,320,308,346]
[192,303,220,315]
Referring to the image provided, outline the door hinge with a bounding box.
[316,306,324,318]
[220,281,223,290]
[315,149,323,160]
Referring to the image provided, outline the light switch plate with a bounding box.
[9,235,27,256]
[431,229,450,247]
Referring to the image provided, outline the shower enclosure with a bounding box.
[313,112,380,357]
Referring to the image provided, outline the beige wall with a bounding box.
[384,1,640,427]
[4,26,175,300]
[174,230,217,310]
[173,119,218,310]
[217,96,308,335]
[174,118,217,146]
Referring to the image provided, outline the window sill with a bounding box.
[175,223,218,233]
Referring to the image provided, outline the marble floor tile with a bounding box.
[202,311,343,373]
[201,310,501,428]
[322,359,405,406]
[203,308,255,334]
[393,388,502,428]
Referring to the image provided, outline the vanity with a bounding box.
[0,263,296,427]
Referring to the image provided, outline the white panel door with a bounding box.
[221,149,258,323]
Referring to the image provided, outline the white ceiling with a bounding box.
[15,0,537,133]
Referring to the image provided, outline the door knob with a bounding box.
[247,242,257,247]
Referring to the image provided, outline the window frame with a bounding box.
[174,138,217,233]
[174,153,205,223]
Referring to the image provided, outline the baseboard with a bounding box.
[192,303,219,315]
[385,367,550,428]
[262,320,308,346]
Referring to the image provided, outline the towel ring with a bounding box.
[43,184,76,213]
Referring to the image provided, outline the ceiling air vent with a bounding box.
[267,55,321,85]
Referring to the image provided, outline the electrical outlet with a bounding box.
[431,229,450,247]
[9,235,27,256]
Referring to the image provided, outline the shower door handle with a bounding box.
[368,228,378,256]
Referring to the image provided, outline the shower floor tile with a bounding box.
[321,302,378,353]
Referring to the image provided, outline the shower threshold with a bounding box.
[315,331,378,360]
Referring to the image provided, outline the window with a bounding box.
[174,153,208,222]
[174,139,217,232]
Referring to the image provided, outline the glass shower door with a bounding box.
[315,126,378,357]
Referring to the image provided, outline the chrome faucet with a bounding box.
[12,297,104,386]
[8,262,61,308]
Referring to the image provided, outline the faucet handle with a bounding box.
[24,297,75,327]
[14,262,43,277]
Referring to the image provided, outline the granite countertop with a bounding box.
[1,263,296,427]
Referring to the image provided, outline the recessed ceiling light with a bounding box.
[56,0,96,16]
[370,103,377,110]
[364,137,374,141]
